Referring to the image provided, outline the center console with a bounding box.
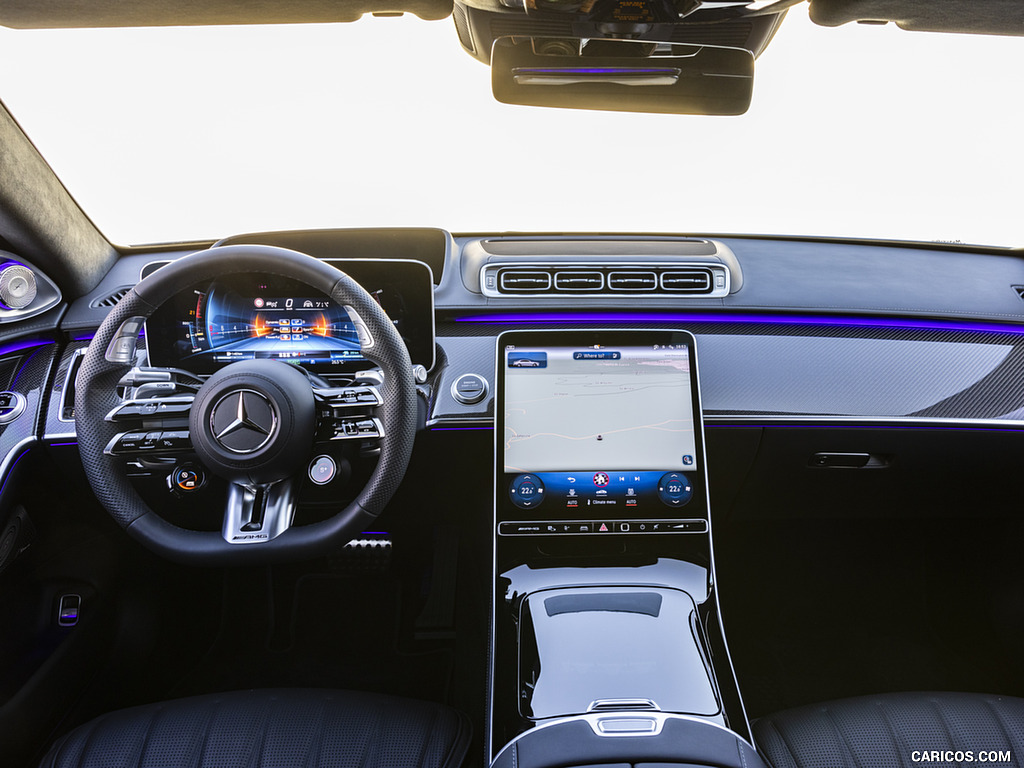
[489,329,759,768]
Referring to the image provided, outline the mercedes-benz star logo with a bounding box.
[209,389,277,454]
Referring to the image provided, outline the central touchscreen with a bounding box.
[498,329,707,533]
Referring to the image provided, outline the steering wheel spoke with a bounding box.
[223,479,296,544]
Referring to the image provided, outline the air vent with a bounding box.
[555,271,603,291]
[485,264,725,297]
[662,270,711,292]
[90,286,132,308]
[608,271,657,291]
[500,271,551,292]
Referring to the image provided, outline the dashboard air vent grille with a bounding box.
[608,271,658,291]
[500,271,551,292]
[488,265,722,296]
[555,271,603,291]
[91,286,132,308]
[662,270,711,292]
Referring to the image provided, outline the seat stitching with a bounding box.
[73,710,110,767]
[50,712,104,768]
[416,708,440,768]
[822,706,865,768]
[738,735,749,768]
[304,698,328,768]
[927,697,957,755]
[876,700,912,768]
[132,704,165,768]
[766,717,802,768]
[358,700,383,768]
[191,698,222,768]
[981,697,1017,759]
[449,713,472,768]
[244,695,274,768]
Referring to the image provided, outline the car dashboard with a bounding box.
[2,226,1024,765]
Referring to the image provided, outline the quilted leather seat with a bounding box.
[754,692,1024,768]
[39,688,471,768]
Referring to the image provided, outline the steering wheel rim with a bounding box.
[75,244,417,565]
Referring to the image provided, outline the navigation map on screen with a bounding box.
[503,344,696,473]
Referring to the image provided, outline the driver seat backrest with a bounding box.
[39,688,471,768]
[753,692,1024,768]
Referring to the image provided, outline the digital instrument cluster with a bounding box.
[145,260,434,373]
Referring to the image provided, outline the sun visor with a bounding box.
[0,0,453,29]
[808,0,1024,36]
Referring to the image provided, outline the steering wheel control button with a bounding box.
[451,373,488,405]
[209,389,277,454]
[111,432,146,453]
[657,472,693,507]
[331,417,382,440]
[107,396,195,422]
[318,386,382,409]
[0,391,26,424]
[169,464,206,493]
[308,455,337,485]
[157,431,192,451]
[509,474,545,509]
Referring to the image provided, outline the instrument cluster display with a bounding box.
[145,260,434,373]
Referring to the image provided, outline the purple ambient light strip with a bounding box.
[0,339,53,356]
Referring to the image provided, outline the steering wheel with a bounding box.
[75,245,417,565]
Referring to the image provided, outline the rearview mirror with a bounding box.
[491,38,754,116]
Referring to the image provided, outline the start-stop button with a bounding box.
[308,455,337,486]
[451,374,488,405]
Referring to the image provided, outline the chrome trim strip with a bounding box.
[57,348,87,423]
[480,261,730,298]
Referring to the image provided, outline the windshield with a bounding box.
[0,7,1020,247]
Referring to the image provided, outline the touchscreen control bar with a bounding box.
[498,519,707,536]
[508,471,695,511]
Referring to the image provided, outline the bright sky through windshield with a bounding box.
[0,7,1020,246]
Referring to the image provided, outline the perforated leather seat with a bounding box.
[753,692,1024,768]
[39,688,471,768]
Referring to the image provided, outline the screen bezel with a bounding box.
[494,328,708,526]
